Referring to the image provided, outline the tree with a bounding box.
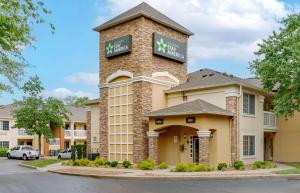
[251,13,300,118]
[13,76,69,156]
[0,0,54,93]
[63,96,89,107]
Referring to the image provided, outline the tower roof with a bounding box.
[93,2,194,36]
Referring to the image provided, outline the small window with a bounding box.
[243,135,255,156]
[0,121,9,131]
[243,93,255,115]
[0,141,9,148]
[93,136,97,142]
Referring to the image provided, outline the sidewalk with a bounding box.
[44,163,299,180]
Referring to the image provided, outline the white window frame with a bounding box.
[243,135,256,157]
[0,141,9,148]
[0,120,9,131]
[243,93,256,116]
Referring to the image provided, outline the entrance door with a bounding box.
[192,136,199,163]
[264,133,274,161]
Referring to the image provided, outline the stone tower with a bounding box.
[93,2,193,163]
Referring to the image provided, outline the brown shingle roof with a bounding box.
[85,98,100,105]
[166,68,265,93]
[146,99,234,117]
[93,2,194,36]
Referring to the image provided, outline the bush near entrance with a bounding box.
[217,163,228,171]
[0,148,8,157]
[138,159,155,170]
[172,163,214,172]
[233,160,245,170]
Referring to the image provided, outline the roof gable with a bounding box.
[93,2,193,36]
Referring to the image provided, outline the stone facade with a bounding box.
[199,137,209,164]
[98,16,189,162]
[99,87,109,159]
[226,96,238,164]
[86,110,92,154]
[132,81,152,162]
[147,133,159,164]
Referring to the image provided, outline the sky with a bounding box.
[1,0,300,105]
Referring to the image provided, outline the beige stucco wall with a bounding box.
[150,115,230,166]
[238,87,265,164]
[90,104,100,153]
[274,112,300,162]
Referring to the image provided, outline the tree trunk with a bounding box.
[38,134,42,157]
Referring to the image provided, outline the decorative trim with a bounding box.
[147,131,159,137]
[101,75,176,88]
[197,130,211,138]
[152,71,179,85]
[225,88,240,97]
[106,70,133,83]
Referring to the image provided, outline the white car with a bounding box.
[57,149,72,160]
[7,145,39,160]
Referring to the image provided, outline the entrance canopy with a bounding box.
[147,99,233,117]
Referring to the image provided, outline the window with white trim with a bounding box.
[243,135,255,156]
[0,120,9,131]
[0,141,9,148]
[243,93,255,115]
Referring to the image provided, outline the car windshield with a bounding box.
[22,146,33,150]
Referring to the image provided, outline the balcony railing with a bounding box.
[17,128,33,138]
[49,138,60,146]
[264,111,277,130]
[64,130,87,139]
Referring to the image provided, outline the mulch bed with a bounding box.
[54,168,131,175]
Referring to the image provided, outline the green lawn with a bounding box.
[274,163,300,175]
[22,159,63,168]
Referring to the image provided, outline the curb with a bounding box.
[47,170,300,181]
[18,163,38,170]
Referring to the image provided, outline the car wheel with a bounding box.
[36,156,39,160]
[7,153,11,159]
[58,155,61,160]
[22,154,27,161]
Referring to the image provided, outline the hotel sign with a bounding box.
[105,35,132,58]
[153,33,186,63]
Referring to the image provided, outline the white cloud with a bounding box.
[96,0,296,63]
[64,72,98,86]
[43,88,97,99]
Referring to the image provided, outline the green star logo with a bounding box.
[106,43,113,55]
[156,38,167,53]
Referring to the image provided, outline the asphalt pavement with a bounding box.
[0,158,300,193]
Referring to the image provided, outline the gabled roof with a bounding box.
[146,99,234,117]
[93,2,194,36]
[166,68,265,93]
[0,104,87,123]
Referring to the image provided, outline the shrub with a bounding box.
[110,161,119,167]
[94,157,106,167]
[251,164,257,170]
[104,161,111,166]
[122,160,132,168]
[239,165,245,170]
[138,159,155,170]
[0,148,8,157]
[233,160,244,170]
[253,161,276,169]
[71,145,76,161]
[158,162,168,169]
[253,161,264,169]
[194,164,208,172]
[73,158,90,166]
[174,163,187,172]
[82,144,87,158]
[76,145,83,159]
[217,163,227,171]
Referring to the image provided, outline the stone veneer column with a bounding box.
[147,131,159,163]
[99,87,109,159]
[86,110,92,154]
[197,131,211,165]
[132,81,152,163]
[225,89,239,164]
